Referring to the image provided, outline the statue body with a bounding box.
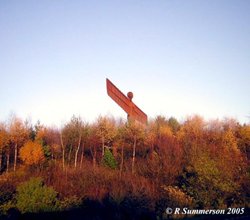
[106,78,147,124]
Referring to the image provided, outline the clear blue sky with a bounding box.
[1,0,249,125]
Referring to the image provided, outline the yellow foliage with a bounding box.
[222,129,239,153]
[159,125,172,138]
[163,185,193,207]
[20,141,45,166]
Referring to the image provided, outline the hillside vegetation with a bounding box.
[0,115,249,219]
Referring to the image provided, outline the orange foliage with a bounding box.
[9,117,29,146]
[35,127,47,143]
[0,123,8,150]
[20,141,45,166]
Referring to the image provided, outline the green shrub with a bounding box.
[16,177,59,213]
[101,148,117,169]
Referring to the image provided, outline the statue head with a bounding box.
[127,92,133,101]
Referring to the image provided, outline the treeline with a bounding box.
[0,115,249,219]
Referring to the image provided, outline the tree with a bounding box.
[122,120,145,174]
[20,141,45,166]
[167,117,180,134]
[35,124,47,145]
[144,120,157,154]
[177,115,205,163]
[0,123,8,172]
[9,117,29,171]
[237,124,250,159]
[88,126,99,169]
[116,121,128,177]
[61,116,84,168]
[36,126,61,162]
[96,116,116,157]
[221,128,238,151]
[79,124,90,168]
[145,118,183,185]
[60,131,65,171]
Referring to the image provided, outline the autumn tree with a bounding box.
[177,115,205,163]
[79,123,90,168]
[237,124,250,159]
[96,116,116,157]
[155,115,173,145]
[36,126,61,162]
[20,141,45,166]
[61,116,85,168]
[9,116,29,171]
[116,121,128,177]
[35,123,46,145]
[121,120,145,174]
[144,117,183,185]
[87,125,100,169]
[60,131,65,171]
[222,117,239,132]
[144,120,157,154]
[72,117,83,168]
[0,123,8,172]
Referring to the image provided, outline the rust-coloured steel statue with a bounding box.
[106,78,147,124]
